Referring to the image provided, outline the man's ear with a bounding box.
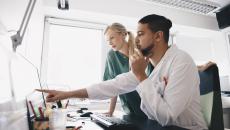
[154,31,164,42]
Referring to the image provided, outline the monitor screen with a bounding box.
[10,53,45,103]
[10,53,46,113]
[0,52,47,130]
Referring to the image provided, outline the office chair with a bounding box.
[199,64,224,130]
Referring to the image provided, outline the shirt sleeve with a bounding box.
[103,54,115,81]
[137,59,199,126]
[87,71,139,100]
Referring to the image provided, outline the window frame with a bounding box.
[40,16,108,88]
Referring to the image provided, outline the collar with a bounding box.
[152,44,178,73]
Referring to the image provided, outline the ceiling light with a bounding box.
[142,0,220,15]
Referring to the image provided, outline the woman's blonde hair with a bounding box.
[104,23,135,56]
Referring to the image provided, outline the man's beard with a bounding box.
[141,43,154,56]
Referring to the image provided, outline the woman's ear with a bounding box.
[123,32,127,36]
[122,32,127,39]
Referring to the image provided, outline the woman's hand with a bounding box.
[103,111,113,117]
[36,89,69,102]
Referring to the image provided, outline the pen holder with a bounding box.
[33,117,49,130]
[49,109,67,130]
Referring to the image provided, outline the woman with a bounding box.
[103,23,153,117]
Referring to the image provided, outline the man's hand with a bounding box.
[130,49,148,82]
[36,89,69,102]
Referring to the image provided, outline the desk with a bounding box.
[66,114,187,130]
[122,115,188,130]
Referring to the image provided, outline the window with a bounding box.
[41,17,107,90]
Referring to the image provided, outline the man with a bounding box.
[37,14,207,130]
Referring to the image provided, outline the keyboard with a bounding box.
[90,113,137,130]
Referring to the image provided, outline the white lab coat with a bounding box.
[87,45,207,130]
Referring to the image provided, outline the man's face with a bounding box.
[136,23,155,55]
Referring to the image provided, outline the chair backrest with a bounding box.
[199,64,224,130]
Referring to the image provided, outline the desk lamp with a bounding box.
[11,0,36,52]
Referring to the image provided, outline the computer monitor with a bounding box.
[0,52,47,130]
[10,53,47,130]
[10,53,46,105]
[10,53,46,122]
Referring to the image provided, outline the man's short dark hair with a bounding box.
[139,14,172,43]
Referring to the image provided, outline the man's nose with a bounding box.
[135,38,141,49]
[135,37,140,44]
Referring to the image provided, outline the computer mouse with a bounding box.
[80,107,88,110]
[80,112,93,117]
[77,109,83,113]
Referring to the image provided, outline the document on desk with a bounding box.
[66,119,85,127]
[66,111,90,126]
[66,118,103,130]
[66,111,104,129]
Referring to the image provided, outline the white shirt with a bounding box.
[87,45,207,130]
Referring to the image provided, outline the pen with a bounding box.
[29,100,37,118]
[65,100,69,109]
[56,100,62,108]
[38,106,44,119]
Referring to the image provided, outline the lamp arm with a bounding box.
[11,0,36,52]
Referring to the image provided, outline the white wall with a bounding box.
[0,0,29,31]
[171,24,230,76]
[43,5,228,67]
[23,0,45,71]
[1,0,227,73]
[0,0,45,71]
[1,0,229,78]
[44,0,220,30]
[0,0,229,81]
